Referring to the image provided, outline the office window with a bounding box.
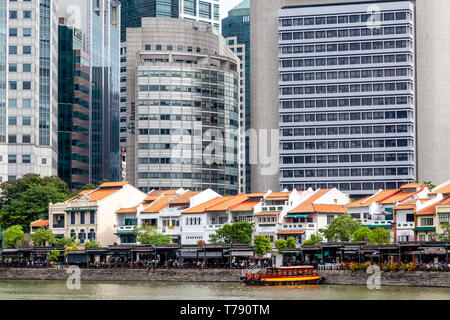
[23,81,31,90]
[22,117,31,125]
[23,11,32,19]
[9,63,17,72]
[23,99,31,108]
[22,155,31,164]
[22,135,31,143]
[9,11,17,19]
[8,155,17,163]
[8,99,17,108]
[23,46,31,54]
[9,81,17,90]
[9,46,17,54]
[80,212,85,224]
[8,117,17,125]
[23,64,31,72]
[71,212,76,224]
[23,28,31,37]
[8,135,16,143]
[144,44,150,50]
[9,28,17,37]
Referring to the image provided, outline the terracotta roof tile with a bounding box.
[379,189,423,205]
[265,192,291,200]
[229,200,260,212]
[206,194,249,212]
[393,203,416,211]
[142,194,176,213]
[289,189,331,213]
[169,191,201,205]
[254,211,280,216]
[277,230,305,235]
[116,205,140,214]
[313,204,348,213]
[345,189,401,208]
[246,192,267,198]
[30,219,49,227]
[182,197,225,214]
[430,184,450,195]
[98,181,128,188]
[87,188,122,201]
[400,183,422,189]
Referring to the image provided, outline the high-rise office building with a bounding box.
[1,0,59,183]
[252,0,450,195]
[125,18,240,195]
[119,0,221,180]
[58,0,121,185]
[222,0,250,194]
[58,19,90,191]
[278,1,416,195]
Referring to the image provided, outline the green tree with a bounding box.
[49,249,60,262]
[81,184,96,191]
[84,241,100,248]
[30,227,56,246]
[275,239,287,252]
[55,236,76,248]
[3,225,25,247]
[0,174,71,230]
[253,235,272,256]
[369,227,391,244]
[320,214,360,242]
[352,226,373,242]
[437,222,450,241]
[302,232,324,246]
[286,237,297,249]
[415,180,436,190]
[208,221,253,244]
[134,225,172,245]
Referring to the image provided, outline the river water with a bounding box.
[0,280,449,300]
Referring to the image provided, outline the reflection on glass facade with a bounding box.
[222,0,251,193]
[278,2,416,196]
[90,0,121,184]
[58,24,90,191]
[0,0,6,144]
[120,0,179,42]
[39,0,51,146]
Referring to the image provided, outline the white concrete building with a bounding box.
[49,182,147,246]
[2,0,59,183]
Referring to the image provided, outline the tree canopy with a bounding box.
[135,225,172,245]
[208,221,253,244]
[30,227,56,246]
[0,175,72,231]
[253,235,272,256]
[275,239,287,252]
[55,236,76,248]
[286,237,297,249]
[369,227,391,244]
[320,214,360,242]
[3,225,25,247]
[352,226,372,243]
[84,241,101,248]
[302,231,323,246]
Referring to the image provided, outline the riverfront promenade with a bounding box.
[1,268,450,287]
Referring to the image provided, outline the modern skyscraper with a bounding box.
[125,18,240,195]
[119,0,221,181]
[278,1,416,196]
[58,19,90,191]
[58,0,121,185]
[2,0,59,183]
[252,0,450,195]
[222,0,251,194]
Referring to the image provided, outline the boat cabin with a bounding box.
[265,266,315,277]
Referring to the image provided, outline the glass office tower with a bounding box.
[222,0,250,194]
[278,1,416,196]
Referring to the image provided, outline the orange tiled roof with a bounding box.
[289,189,331,213]
[400,183,422,189]
[78,190,92,195]
[254,211,280,216]
[379,188,424,205]
[170,191,201,204]
[206,194,249,212]
[265,192,291,200]
[437,197,450,206]
[182,197,225,214]
[87,188,122,201]
[30,219,49,227]
[416,203,438,216]
[345,189,401,208]
[277,230,305,235]
[229,200,260,212]
[393,203,416,211]
[142,194,176,213]
[147,190,163,196]
[314,204,348,213]
[246,192,267,198]
[430,184,450,195]
[116,205,140,214]
[144,195,159,202]
[98,181,128,188]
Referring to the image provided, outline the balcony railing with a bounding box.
[117,225,136,232]
[261,205,285,212]
[361,219,394,226]
[52,222,65,228]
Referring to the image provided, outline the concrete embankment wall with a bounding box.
[1,268,450,287]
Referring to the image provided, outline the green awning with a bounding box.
[413,227,436,232]
[314,251,329,258]
[65,208,96,212]
[365,224,392,229]
[285,213,310,218]
[114,232,136,235]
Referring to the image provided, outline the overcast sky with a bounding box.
[220,0,244,20]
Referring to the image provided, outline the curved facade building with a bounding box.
[126,18,240,195]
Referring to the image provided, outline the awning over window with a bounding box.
[413,227,436,232]
[285,213,310,218]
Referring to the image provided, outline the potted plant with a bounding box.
[383,264,390,272]
[359,262,370,272]
[389,262,400,272]
[349,262,359,272]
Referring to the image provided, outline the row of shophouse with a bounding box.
[46,180,450,247]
